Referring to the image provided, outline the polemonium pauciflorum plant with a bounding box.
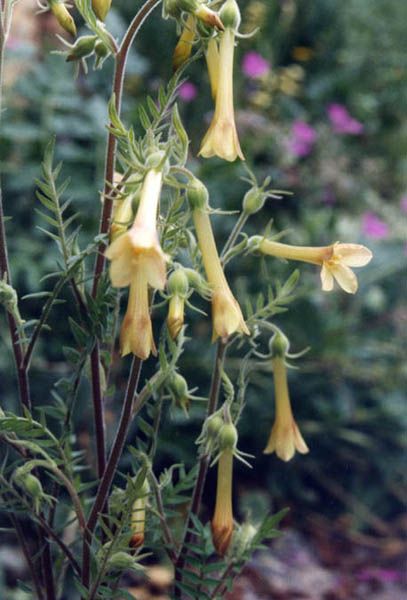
[0,1,373,598]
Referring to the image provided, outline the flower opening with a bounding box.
[263,355,308,461]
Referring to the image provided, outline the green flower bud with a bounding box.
[107,551,137,571]
[169,372,189,399]
[168,269,189,297]
[66,36,97,62]
[0,278,18,315]
[95,39,109,58]
[218,422,238,451]
[183,268,208,294]
[186,178,209,211]
[243,188,266,215]
[219,0,241,30]
[269,331,290,357]
[206,413,224,440]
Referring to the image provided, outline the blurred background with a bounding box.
[0,1,406,598]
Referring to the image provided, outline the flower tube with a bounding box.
[211,421,238,556]
[263,333,308,461]
[205,37,220,99]
[49,0,77,37]
[199,0,244,161]
[92,0,112,21]
[255,238,372,294]
[129,478,150,550]
[187,180,249,341]
[173,15,196,71]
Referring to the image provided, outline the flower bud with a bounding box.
[66,35,97,62]
[0,278,18,315]
[186,178,209,211]
[243,188,266,215]
[183,268,209,295]
[269,332,290,357]
[92,0,112,21]
[49,1,77,37]
[95,39,109,58]
[169,372,191,413]
[206,413,224,440]
[108,551,137,570]
[219,0,241,30]
[167,295,185,339]
[168,269,189,297]
[129,477,149,550]
[218,422,238,452]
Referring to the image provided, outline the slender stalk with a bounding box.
[220,211,248,263]
[89,0,161,493]
[81,357,143,591]
[41,541,56,600]
[150,472,177,563]
[175,341,227,589]
[10,514,45,600]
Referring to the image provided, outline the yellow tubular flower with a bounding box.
[173,15,196,72]
[92,0,112,21]
[211,449,234,556]
[192,207,249,341]
[129,479,149,550]
[167,295,185,339]
[264,354,309,461]
[258,239,372,294]
[120,268,156,359]
[199,2,244,161]
[50,1,77,37]
[106,167,167,291]
[205,37,220,99]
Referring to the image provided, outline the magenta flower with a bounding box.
[400,196,407,214]
[327,103,364,135]
[178,82,198,102]
[288,120,317,157]
[361,212,389,239]
[242,51,270,78]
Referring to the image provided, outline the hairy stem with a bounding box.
[81,357,143,591]
[175,341,228,591]
[89,0,162,496]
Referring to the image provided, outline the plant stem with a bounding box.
[81,357,143,591]
[150,472,178,563]
[10,514,45,600]
[89,0,161,493]
[220,211,248,264]
[175,341,228,590]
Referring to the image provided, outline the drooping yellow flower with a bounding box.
[49,0,77,37]
[105,165,167,358]
[211,448,234,556]
[173,15,196,72]
[263,345,309,462]
[257,239,372,294]
[109,173,135,242]
[166,269,189,339]
[187,180,249,341]
[199,0,244,162]
[120,268,156,359]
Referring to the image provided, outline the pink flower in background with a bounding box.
[327,103,364,135]
[361,212,389,239]
[242,51,270,78]
[178,82,198,102]
[358,568,401,584]
[400,196,407,214]
[288,120,317,157]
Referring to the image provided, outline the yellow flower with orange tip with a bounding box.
[211,420,238,556]
[129,477,149,550]
[187,179,249,341]
[49,0,77,37]
[105,159,168,359]
[173,15,196,72]
[263,333,309,462]
[199,0,244,162]
[253,238,373,294]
